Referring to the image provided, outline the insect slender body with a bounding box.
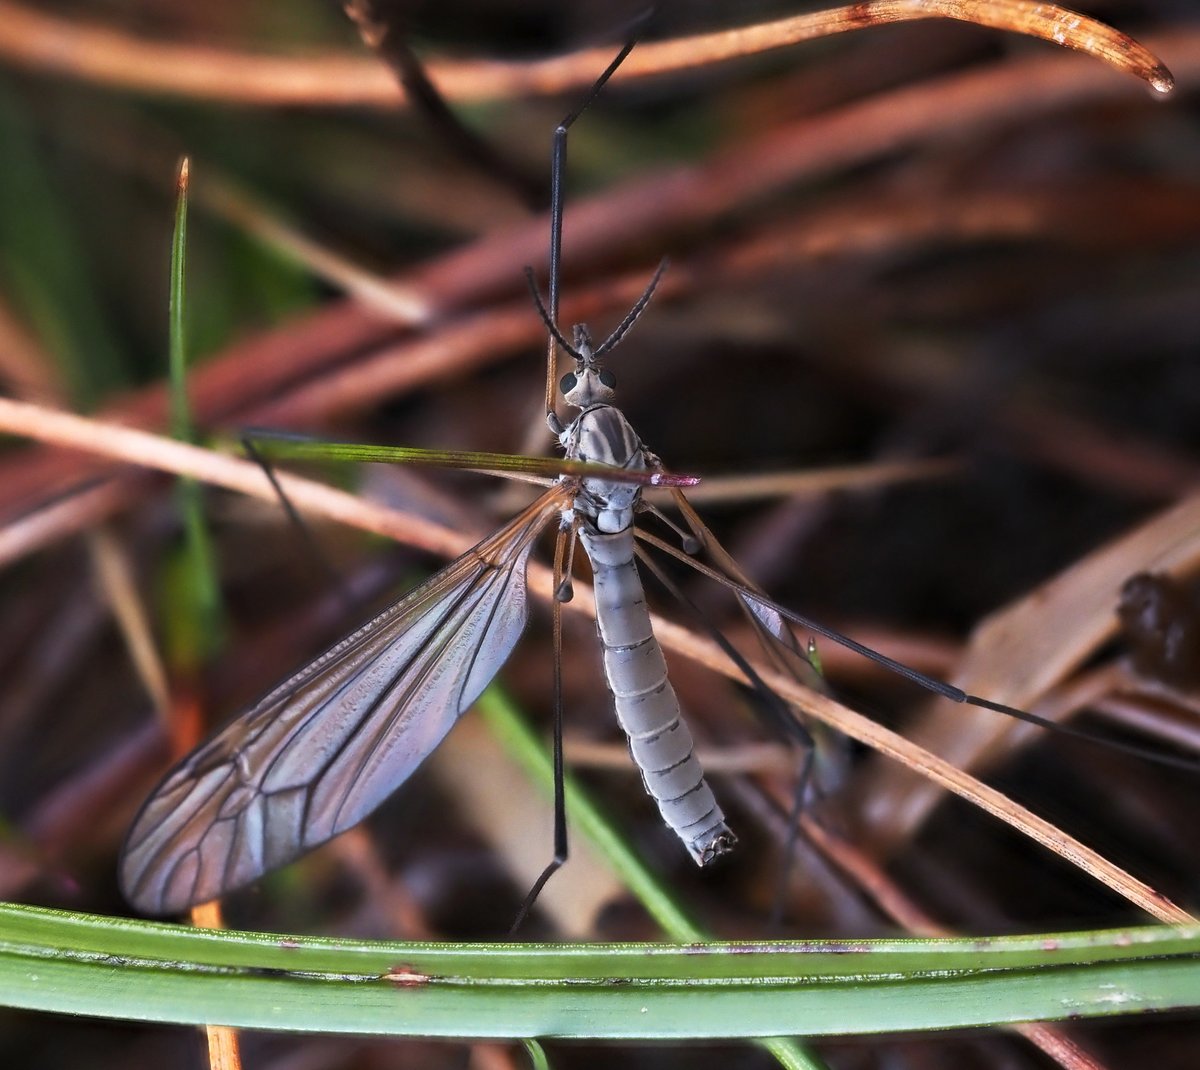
[560,388,736,866]
[118,29,1195,920]
[584,525,736,863]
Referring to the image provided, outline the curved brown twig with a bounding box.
[0,0,1172,108]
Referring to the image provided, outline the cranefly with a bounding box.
[120,37,738,915]
[120,25,1191,917]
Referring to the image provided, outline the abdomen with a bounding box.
[580,527,736,865]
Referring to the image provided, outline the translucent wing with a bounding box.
[120,487,568,915]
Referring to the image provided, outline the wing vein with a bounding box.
[120,487,567,914]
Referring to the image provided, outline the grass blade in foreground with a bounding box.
[0,901,1197,1037]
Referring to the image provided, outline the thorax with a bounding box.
[560,403,646,535]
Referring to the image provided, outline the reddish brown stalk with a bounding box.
[0,1,1172,106]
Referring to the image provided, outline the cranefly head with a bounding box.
[558,324,615,406]
[525,258,669,411]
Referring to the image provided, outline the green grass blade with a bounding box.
[238,434,700,487]
[164,158,223,667]
[0,902,1198,1037]
[168,160,194,446]
[522,1038,551,1070]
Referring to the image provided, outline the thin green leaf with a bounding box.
[168,160,193,447]
[239,434,700,487]
[522,1038,551,1070]
[0,902,1197,1037]
[165,158,223,666]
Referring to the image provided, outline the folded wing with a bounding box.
[121,488,566,914]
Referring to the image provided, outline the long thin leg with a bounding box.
[638,500,702,554]
[511,523,572,931]
[344,0,544,209]
[771,742,817,928]
[638,519,1200,775]
[667,485,816,672]
[634,539,831,926]
[556,521,580,602]
[633,544,816,753]
[543,35,643,418]
[240,433,353,614]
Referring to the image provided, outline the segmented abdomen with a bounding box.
[580,527,736,865]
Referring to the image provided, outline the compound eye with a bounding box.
[597,368,617,389]
[559,372,578,395]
